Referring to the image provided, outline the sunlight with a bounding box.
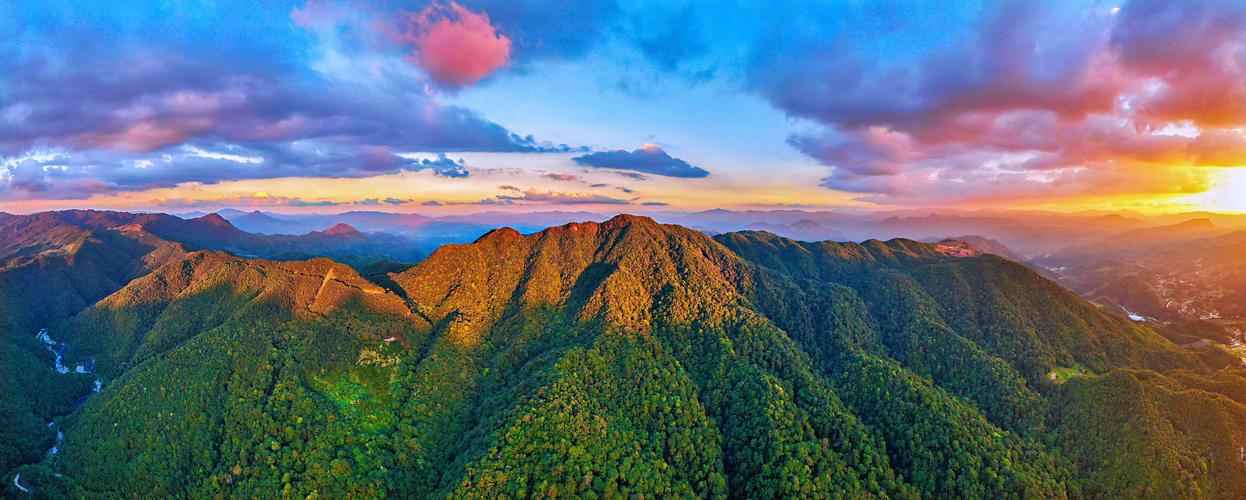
[1186,167,1246,213]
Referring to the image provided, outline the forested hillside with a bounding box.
[0,210,424,480]
[5,214,1246,498]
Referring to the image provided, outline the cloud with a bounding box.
[573,144,708,178]
[495,189,630,205]
[0,1,577,200]
[12,0,1246,208]
[408,153,471,178]
[641,201,668,206]
[393,2,512,88]
[1108,0,1246,127]
[3,42,549,156]
[0,144,483,199]
[730,0,1246,203]
[138,194,404,209]
[542,172,581,182]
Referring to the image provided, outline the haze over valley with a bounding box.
[7,0,1246,497]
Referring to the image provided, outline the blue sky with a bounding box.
[4,0,1246,213]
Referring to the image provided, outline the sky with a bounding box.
[3,0,1246,214]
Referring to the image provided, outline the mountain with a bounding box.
[60,251,417,380]
[1055,232,1246,323]
[435,210,602,228]
[1037,219,1246,325]
[224,210,438,236]
[1045,218,1231,263]
[225,210,320,235]
[743,219,848,242]
[0,211,191,475]
[934,235,1025,262]
[1147,211,1246,228]
[218,210,521,256]
[663,210,1155,259]
[0,209,425,476]
[149,213,424,266]
[6,214,1245,498]
[320,223,362,236]
[0,211,194,337]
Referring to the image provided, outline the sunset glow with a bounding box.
[3,1,1246,214]
[9,3,1246,496]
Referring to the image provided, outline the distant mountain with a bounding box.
[225,210,321,235]
[870,213,1130,258]
[1045,218,1231,263]
[657,209,1159,259]
[150,213,425,266]
[320,223,362,236]
[215,208,249,218]
[743,219,848,242]
[1147,211,1246,228]
[7,214,1243,497]
[219,210,511,255]
[1046,229,1246,324]
[1035,219,1246,324]
[435,210,601,228]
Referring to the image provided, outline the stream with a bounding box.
[12,328,101,494]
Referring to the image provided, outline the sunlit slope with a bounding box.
[18,215,1246,498]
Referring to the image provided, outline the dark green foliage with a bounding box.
[1050,369,1246,498]
[5,214,1246,499]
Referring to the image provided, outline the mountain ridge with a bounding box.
[5,213,1246,498]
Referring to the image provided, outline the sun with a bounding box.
[1210,168,1246,213]
[1182,167,1246,213]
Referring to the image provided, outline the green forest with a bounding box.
[4,213,1246,498]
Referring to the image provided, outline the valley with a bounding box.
[2,211,1245,497]
[11,2,1246,496]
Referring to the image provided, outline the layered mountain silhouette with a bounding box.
[1036,219,1246,324]
[1045,218,1232,264]
[4,214,1246,498]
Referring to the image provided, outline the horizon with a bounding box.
[7,205,1246,219]
[11,2,1246,496]
[6,1,1246,215]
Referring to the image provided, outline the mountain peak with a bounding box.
[322,223,362,236]
[199,213,233,227]
[602,213,658,229]
[1175,217,1218,229]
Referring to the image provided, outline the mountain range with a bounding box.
[3,212,1245,497]
[1036,219,1246,328]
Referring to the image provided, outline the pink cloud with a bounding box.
[80,119,212,152]
[542,173,581,182]
[497,189,629,205]
[394,2,512,87]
